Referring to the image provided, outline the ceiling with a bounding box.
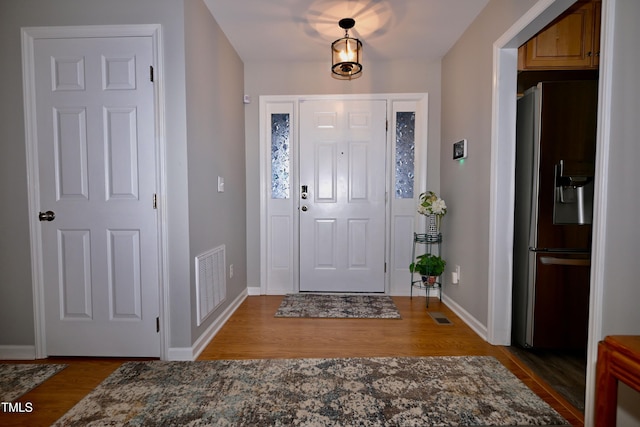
[203,0,490,63]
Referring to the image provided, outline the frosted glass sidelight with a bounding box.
[271,113,290,199]
[395,111,415,198]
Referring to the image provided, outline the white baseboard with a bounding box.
[441,293,488,341]
[247,286,261,296]
[259,289,439,297]
[0,345,36,360]
[262,287,294,295]
[166,288,488,362]
[390,288,440,297]
[166,346,194,361]
[167,289,248,361]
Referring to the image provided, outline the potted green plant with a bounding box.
[409,254,446,284]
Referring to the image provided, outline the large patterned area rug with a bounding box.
[274,294,402,319]
[0,363,66,402]
[54,356,568,426]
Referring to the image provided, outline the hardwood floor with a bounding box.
[0,296,584,426]
[506,346,587,413]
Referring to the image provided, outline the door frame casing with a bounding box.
[21,24,169,359]
[489,0,610,424]
[259,93,429,296]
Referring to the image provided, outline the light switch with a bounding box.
[217,176,224,192]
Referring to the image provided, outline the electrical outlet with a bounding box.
[455,265,461,283]
[229,264,234,278]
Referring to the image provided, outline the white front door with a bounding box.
[32,35,160,357]
[299,99,387,292]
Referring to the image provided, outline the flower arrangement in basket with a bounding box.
[417,191,447,234]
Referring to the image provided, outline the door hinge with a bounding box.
[156,317,160,333]
[384,262,387,273]
[150,66,154,82]
[386,119,388,131]
[153,193,158,209]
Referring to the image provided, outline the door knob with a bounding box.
[301,206,308,212]
[38,210,56,221]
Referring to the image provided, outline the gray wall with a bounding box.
[0,1,34,344]
[243,59,443,288]
[442,0,640,422]
[597,0,640,423]
[184,0,246,340]
[0,0,246,353]
[599,0,640,344]
[440,0,537,325]
[0,0,189,350]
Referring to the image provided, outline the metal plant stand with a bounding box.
[410,232,442,307]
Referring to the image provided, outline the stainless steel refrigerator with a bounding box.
[512,80,597,350]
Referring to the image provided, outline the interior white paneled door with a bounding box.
[33,36,160,357]
[299,100,386,292]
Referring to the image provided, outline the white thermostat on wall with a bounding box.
[453,139,468,160]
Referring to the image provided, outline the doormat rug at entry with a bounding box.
[0,363,67,402]
[53,356,569,426]
[274,293,402,319]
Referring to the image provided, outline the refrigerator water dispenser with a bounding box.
[553,160,594,225]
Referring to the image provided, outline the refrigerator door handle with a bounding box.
[529,247,590,254]
[539,256,590,267]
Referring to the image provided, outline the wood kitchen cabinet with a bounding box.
[518,0,601,70]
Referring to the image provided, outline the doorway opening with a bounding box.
[489,0,602,417]
[259,94,429,296]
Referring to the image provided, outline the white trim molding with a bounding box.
[584,0,615,425]
[487,0,577,346]
[442,294,488,341]
[168,289,247,361]
[0,346,37,360]
[489,1,609,425]
[259,93,429,296]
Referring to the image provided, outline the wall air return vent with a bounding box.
[195,245,226,326]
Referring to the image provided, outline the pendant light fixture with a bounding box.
[331,18,363,79]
